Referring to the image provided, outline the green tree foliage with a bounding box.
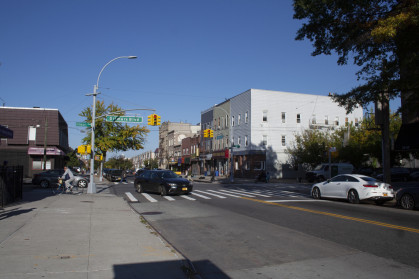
[104,156,133,170]
[287,113,403,168]
[144,158,158,169]
[79,101,149,160]
[65,147,85,169]
[293,0,419,113]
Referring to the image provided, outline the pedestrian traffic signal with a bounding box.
[147,114,153,125]
[209,129,214,138]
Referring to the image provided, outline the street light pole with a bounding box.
[86,56,137,194]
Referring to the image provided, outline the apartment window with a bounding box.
[296,114,301,124]
[245,111,249,123]
[245,135,248,146]
[311,114,316,124]
[282,112,286,123]
[232,116,235,127]
[262,135,267,146]
[238,114,241,125]
[238,136,241,146]
[28,126,37,141]
[281,135,286,146]
[262,110,268,122]
[325,116,329,125]
[335,117,339,126]
[355,118,359,127]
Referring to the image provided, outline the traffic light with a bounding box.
[203,129,208,138]
[147,114,153,125]
[155,114,161,126]
[209,129,214,138]
[77,145,91,154]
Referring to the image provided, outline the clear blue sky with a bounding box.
[0,0,400,159]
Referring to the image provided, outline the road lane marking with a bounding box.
[208,190,242,198]
[191,192,211,199]
[164,196,176,201]
[180,195,196,201]
[195,190,227,198]
[268,200,329,203]
[125,192,138,202]
[141,193,158,203]
[219,189,255,197]
[241,197,419,234]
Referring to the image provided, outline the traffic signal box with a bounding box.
[147,114,162,126]
[77,145,91,154]
[203,129,213,138]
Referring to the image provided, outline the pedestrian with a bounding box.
[61,166,75,192]
[266,171,270,183]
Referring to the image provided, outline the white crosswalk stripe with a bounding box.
[191,192,212,199]
[218,189,255,197]
[141,193,158,202]
[180,195,196,201]
[195,190,227,198]
[164,196,176,201]
[208,190,242,198]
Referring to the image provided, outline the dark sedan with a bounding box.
[134,169,193,196]
[396,186,419,210]
[32,169,89,188]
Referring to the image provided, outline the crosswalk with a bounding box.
[125,186,310,203]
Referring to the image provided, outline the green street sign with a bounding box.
[76,122,92,127]
[106,115,143,123]
[233,145,240,148]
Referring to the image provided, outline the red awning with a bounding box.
[28,147,65,156]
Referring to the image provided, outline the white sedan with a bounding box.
[311,174,394,205]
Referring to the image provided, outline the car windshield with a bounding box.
[314,165,325,170]
[158,171,178,179]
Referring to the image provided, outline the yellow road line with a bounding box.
[241,197,419,234]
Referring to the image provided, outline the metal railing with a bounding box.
[0,166,23,208]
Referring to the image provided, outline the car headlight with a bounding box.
[168,183,177,188]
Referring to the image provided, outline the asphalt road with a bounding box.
[112,178,419,279]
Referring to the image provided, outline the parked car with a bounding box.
[106,169,123,182]
[32,169,89,188]
[306,163,354,182]
[134,169,193,196]
[311,174,394,205]
[409,171,419,181]
[396,186,419,210]
[376,167,411,182]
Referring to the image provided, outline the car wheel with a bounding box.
[135,183,143,193]
[312,187,321,199]
[77,179,88,188]
[348,189,360,204]
[400,194,415,210]
[160,186,167,196]
[40,180,49,188]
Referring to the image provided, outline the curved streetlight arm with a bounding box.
[96,56,137,88]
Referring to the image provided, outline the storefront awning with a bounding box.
[395,122,419,151]
[28,147,65,156]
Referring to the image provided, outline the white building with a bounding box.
[204,89,363,178]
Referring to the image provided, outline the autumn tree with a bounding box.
[79,101,149,161]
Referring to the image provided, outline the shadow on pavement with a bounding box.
[114,259,231,279]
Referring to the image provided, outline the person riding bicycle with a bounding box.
[61,166,75,192]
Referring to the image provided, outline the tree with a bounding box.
[104,156,133,170]
[144,158,158,169]
[79,101,149,161]
[293,0,419,115]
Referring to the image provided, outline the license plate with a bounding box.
[182,187,188,191]
[383,193,388,197]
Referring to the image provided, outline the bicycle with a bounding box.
[52,178,81,195]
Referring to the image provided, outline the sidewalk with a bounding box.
[0,178,189,279]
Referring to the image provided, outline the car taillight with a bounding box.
[363,184,378,188]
